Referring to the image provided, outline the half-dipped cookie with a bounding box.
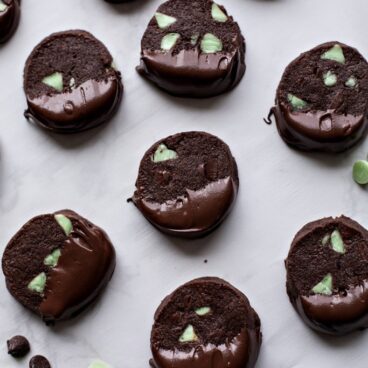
[137,0,245,98]
[24,30,123,133]
[286,216,368,335]
[150,277,261,368]
[271,42,368,152]
[131,131,239,238]
[2,210,116,324]
[0,0,20,43]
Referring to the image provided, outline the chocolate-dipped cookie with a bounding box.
[23,30,123,134]
[286,216,368,335]
[0,0,20,43]
[2,210,116,324]
[137,0,245,98]
[271,42,368,152]
[150,277,261,368]
[131,132,239,238]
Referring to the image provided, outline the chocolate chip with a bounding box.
[7,335,30,358]
[29,355,51,368]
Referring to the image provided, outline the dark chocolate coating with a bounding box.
[150,277,261,368]
[23,30,123,134]
[286,216,368,335]
[2,210,116,324]
[131,132,239,238]
[7,335,30,358]
[0,0,20,43]
[137,0,245,98]
[272,42,368,152]
[29,355,51,368]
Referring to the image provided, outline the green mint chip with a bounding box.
[88,360,112,368]
[211,3,228,22]
[42,72,63,92]
[179,324,198,342]
[152,144,178,163]
[200,33,222,54]
[54,214,73,236]
[321,234,330,246]
[323,71,337,87]
[195,306,211,316]
[28,272,47,293]
[287,94,307,110]
[155,12,177,29]
[345,76,357,88]
[312,274,333,296]
[161,33,180,50]
[0,0,8,12]
[330,229,346,254]
[321,44,345,64]
[353,160,368,185]
[44,249,62,268]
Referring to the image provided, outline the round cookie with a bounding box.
[23,30,123,134]
[2,210,116,324]
[131,131,239,238]
[286,216,368,335]
[150,277,261,368]
[137,0,245,98]
[271,42,368,152]
[0,0,20,43]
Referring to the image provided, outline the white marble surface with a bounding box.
[0,0,368,367]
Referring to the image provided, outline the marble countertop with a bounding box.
[0,0,367,367]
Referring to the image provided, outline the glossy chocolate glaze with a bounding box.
[137,46,245,98]
[150,277,261,368]
[0,0,20,43]
[25,77,123,134]
[273,103,368,153]
[40,210,116,323]
[293,280,368,335]
[133,176,238,238]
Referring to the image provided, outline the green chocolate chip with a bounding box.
[323,71,337,87]
[179,324,198,343]
[200,33,222,54]
[321,234,330,246]
[28,272,46,294]
[195,307,211,316]
[191,34,199,46]
[330,229,346,254]
[54,214,73,236]
[44,249,62,268]
[321,44,345,64]
[345,76,357,88]
[155,12,177,29]
[152,144,178,163]
[312,274,333,296]
[161,33,180,51]
[211,3,228,22]
[88,360,111,368]
[0,0,8,12]
[353,160,368,185]
[42,72,63,92]
[287,94,307,110]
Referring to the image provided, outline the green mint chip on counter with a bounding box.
[88,360,112,368]
[353,160,368,185]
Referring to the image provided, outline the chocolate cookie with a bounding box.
[2,210,116,324]
[0,0,20,43]
[137,0,245,98]
[286,216,368,335]
[23,30,123,133]
[131,132,239,238]
[271,42,368,152]
[150,277,261,368]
